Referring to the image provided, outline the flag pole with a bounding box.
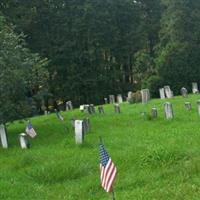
[112,188,116,200]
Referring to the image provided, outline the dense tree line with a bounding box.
[0,0,200,121]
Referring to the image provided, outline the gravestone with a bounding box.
[117,94,123,104]
[151,108,158,119]
[19,133,30,149]
[104,98,108,104]
[90,104,96,114]
[70,118,75,128]
[66,101,73,111]
[192,82,199,94]
[164,86,173,98]
[159,88,165,99]
[98,106,105,114]
[109,95,115,104]
[197,100,200,116]
[114,104,121,113]
[185,102,192,111]
[0,124,8,148]
[75,120,84,144]
[164,102,174,119]
[83,118,90,134]
[141,89,150,104]
[80,105,85,112]
[44,110,48,115]
[181,87,188,98]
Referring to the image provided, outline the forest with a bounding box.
[1,0,200,123]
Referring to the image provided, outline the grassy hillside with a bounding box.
[1,95,200,200]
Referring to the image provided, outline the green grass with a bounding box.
[1,94,200,199]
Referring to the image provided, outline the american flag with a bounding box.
[25,122,37,138]
[99,142,117,193]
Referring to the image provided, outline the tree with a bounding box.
[0,13,49,124]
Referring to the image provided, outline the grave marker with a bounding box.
[164,102,174,119]
[151,108,158,119]
[181,87,188,98]
[117,94,123,104]
[159,88,165,99]
[114,104,121,113]
[0,124,8,148]
[98,106,105,114]
[192,82,199,94]
[19,133,30,149]
[75,120,84,144]
[109,95,115,104]
[164,86,173,98]
[185,102,192,111]
[141,89,150,104]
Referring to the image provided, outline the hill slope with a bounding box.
[1,95,200,200]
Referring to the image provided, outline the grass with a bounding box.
[1,94,200,199]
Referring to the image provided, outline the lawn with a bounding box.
[1,95,200,200]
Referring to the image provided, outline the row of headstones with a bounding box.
[104,94,123,104]
[150,100,200,120]
[0,124,30,149]
[80,104,121,114]
[44,101,73,115]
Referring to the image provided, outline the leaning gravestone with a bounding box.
[75,120,84,144]
[164,86,173,98]
[117,94,123,104]
[19,133,30,149]
[98,106,105,114]
[185,102,192,111]
[141,89,150,104]
[0,124,8,148]
[114,104,121,113]
[159,88,165,99]
[109,95,115,104]
[151,107,158,119]
[181,87,188,98]
[66,101,73,111]
[197,100,200,116]
[164,102,174,119]
[192,82,199,94]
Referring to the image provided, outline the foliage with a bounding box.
[0,14,49,124]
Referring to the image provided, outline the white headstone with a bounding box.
[19,133,29,149]
[159,88,165,99]
[164,86,173,98]
[75,120,84,144]
[109,95,115,104]
[141,89,150,104]
[192,82,199,94]
[0,124,8,148]
[197,100,200,116]
[164,102,174,119]
[117,94,123,104]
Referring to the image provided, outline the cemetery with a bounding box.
[1,1,200,199]
[2,92,200,199]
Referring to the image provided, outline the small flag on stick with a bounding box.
[55,110,64,121]
[99,139,117,193]
[25,122,37,138]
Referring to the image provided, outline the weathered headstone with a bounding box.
[0,124,8,149]
[90,104,96,114]
[66,101,73,111]
[117,94,123,104]
[192,82,199,94]
[159,88,165,99]
[197,100,200,116]
[181,87,188,98]
[83,118,90,133]
[164,102,174,119]
[75,120,84,144]
[80,105,85,112]
[19,133,30,149]
[104,98,108,104]
[141,89,150,104]
[98,106,105,114]
[164,86,173,98]
[114,104,121,113]
[185,102,192,111]
[151,108,158,119]
[109,95,115,104]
